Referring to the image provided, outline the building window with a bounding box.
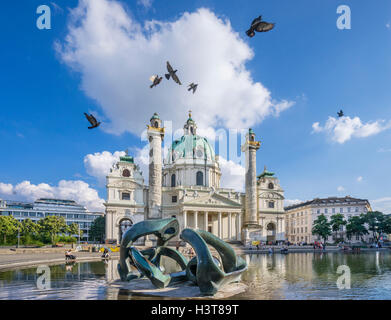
[325,208,328,214]
[268,201,275,208]
[355,207,359,212]
[317,209,320,214]
[122,193,130,201]
[196,171,203,186]
[268,182,274,190]
[122,169,130,177]
[340,208,343,213]
[332,208,335,214]
[154,121,159,128]
[171,174,176,187]
[172,196,177,203]
[348,207,351,213]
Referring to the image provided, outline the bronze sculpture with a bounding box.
[118,217,247,296]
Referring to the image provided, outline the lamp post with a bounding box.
[17,227,20,248]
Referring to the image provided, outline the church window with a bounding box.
[172,196,177,203]
[196,171,203,186]
[190,127,194,134]
[268,182,274,189]
[154,121,159,128]
[268,201,275,208]
[171,174,176,187]
[122,169,130,177]
[122,193,130,201]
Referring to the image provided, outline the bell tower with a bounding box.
[241,128,261,244]
[147,113,164,219]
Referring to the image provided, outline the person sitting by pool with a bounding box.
[101,248,110,259]
[65,249,76,261]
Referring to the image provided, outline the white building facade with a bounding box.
[284,196,372,244]
[104,112,285,245]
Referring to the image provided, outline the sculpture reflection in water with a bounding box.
[117,217,247,296]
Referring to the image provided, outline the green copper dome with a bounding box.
[166,134,215,163]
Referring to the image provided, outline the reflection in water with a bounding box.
[1,252,391,300]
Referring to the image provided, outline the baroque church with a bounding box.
[104,112,285,245]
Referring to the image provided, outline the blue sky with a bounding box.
[1,0,391,212]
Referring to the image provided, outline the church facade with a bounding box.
[104,112,285,245]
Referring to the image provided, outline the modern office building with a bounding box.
[0,198,104,241]
[284,196,372,244]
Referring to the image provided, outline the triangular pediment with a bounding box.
[184,192,242,208]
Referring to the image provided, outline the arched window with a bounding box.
[268,201,275,209]
[154,121,159,128]
[196,171,203,186]
[171,174,176,187]
[268,182,274,189]
[122,169,130,177]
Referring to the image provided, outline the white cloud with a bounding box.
[337,186,345,192]
[137,0,153,9]
[219,157,245,191]
[312,116,391,144]
[0,180,104,212]
[0,183,14,195]
[357,176,363,182]
[378,147,391,153]
[56,0,293,136]
[84,151,125,184]
[284,199,302,207]
[386,23,390,29]
[371,197,391,214]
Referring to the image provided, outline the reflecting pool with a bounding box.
[1,252,391,300]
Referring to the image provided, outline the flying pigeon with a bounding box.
[165,61,182,85]
[188,83,198,94]
[84,113,101,129]
[149,75,163,88]
[337,110,344,118]
[246,15,275,37]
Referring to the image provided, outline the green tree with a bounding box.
[346,215,368,242]
[38,216,68,244]
[21,219,40,237]
[363,211,391,243]
[330,214,347,242]
[67,223,83,239]
[0,216,20,244]
[20,219,41,244]
[312,214,332,245]
[90,216,105,243]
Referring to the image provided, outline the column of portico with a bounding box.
[204,211,208,231]
[236,213,241,241]
[183,210,187,229]
[194,211,198,230]
[218,212,222,239]
[228,212,232,240]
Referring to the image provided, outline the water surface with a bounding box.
[1,252,391,300]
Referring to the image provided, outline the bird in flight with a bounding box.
[337,110,344,118]
[188,83,198,94]
[246,15,275,38]
[149,75,163,88]
[165,61,182,85]
[84,113,101,129]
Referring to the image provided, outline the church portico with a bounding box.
[181,209,241,241]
